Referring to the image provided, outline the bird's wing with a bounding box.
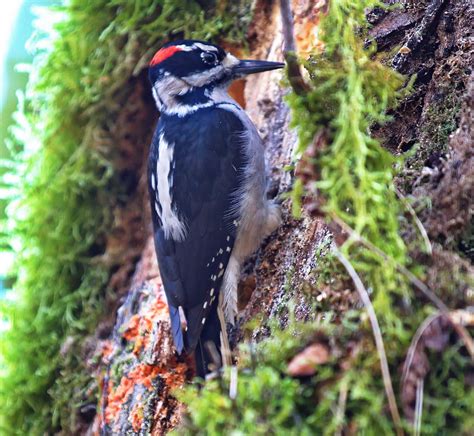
[148,107,246,353]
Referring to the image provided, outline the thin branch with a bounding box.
[402,309,474,425]
[279,0,310,95]
[279,0,297,53]
[335,249,404,436]
[401,313,440,386]
[217,302,232,367]
[396,188,432,256]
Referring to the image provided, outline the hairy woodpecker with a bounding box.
[147,40,283,376]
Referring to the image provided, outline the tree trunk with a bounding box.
[91,0,473,433]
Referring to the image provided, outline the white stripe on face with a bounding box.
[175,44,194,51]
[222,53,239,68]
[192,42,219,52]
[184,65,225,87]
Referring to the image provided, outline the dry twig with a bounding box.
[335,249,404,436]
[401,313,441,387]
[334,378,349,436]
[279,0,310,95]
[400,311,474,422]
[229,366,238,400]
[332,214,448,311]
[395,188,432,256]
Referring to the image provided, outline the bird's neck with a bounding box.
[154,81,239,117]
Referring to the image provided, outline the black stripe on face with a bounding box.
[150,40,227,80]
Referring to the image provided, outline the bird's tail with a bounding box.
[182,297,232,378]
[168,304,184,354]
[194,302,222,378]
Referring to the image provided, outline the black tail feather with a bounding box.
[194,304,222,378]
[168,304,184,354]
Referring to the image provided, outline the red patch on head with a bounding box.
[150,46,182,67]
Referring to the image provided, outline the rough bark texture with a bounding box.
[96,240,191,435]
[87,0,473,433]
[371,0,473,259]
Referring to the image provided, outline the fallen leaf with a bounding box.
[288,343,330,376]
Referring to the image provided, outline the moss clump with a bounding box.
[179,312,474,435]
[404,90,462,176]
[422,93,461,155]
[283,0,473,433]
[0,1,252,434]
[177,318,322,435]
[180,366,310,434]
[287,0,409,324]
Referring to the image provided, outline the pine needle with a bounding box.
[335,249,404,436]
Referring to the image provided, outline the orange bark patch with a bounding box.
[123,314,141,341]
[133,335,147,356]
[101,340,114,363]
[148,297,168,318]
[123,295,169,355]
[105,363,162,425]
[162,361,188,389]
[129,363,162,389]
[293,0,325,56]
[105,377,133,425]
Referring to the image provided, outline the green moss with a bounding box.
[406,90,462,174]
[177,318,322,435]
[208,0,471,434]
[286,0,410,324]
[177,316,364,434]
[179,311,473,435]
[423,94,461,153]
[179,366,309,435]
[420,343,474,434]
[0,0,252,434]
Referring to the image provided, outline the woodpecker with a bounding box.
[147,40,283,377]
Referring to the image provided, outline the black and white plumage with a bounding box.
[147,40,283,376]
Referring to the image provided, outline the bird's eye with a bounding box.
[201,52,218,65]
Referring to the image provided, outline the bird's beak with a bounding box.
[232,59,285,77]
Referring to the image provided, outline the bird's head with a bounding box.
[148,40,284,114]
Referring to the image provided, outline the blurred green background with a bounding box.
[0,1,59,297]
